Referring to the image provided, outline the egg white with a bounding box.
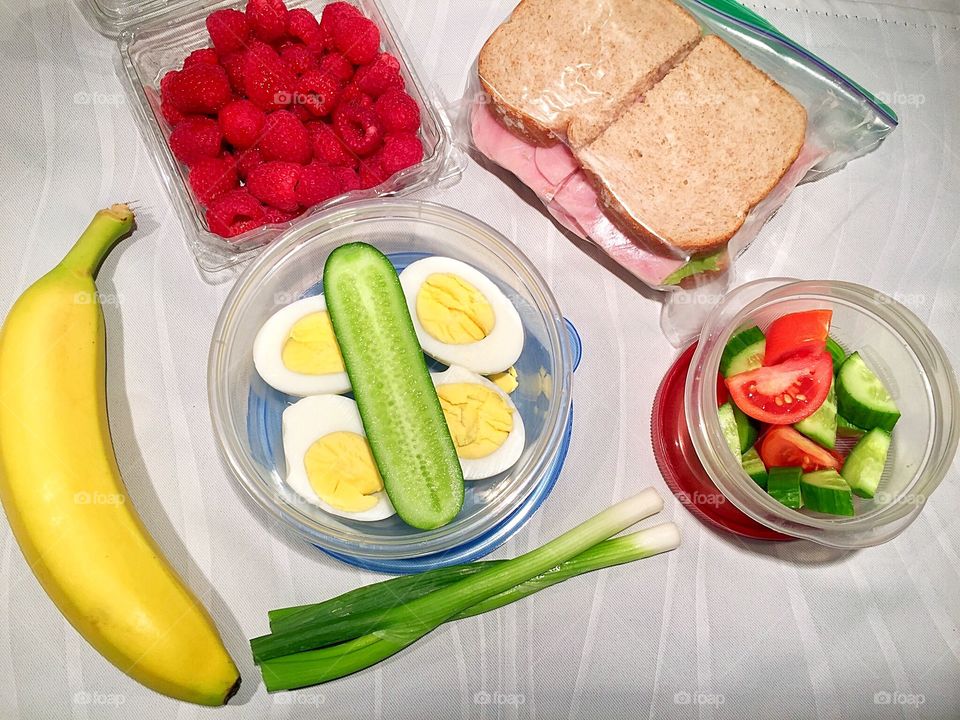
[431,365,526,481]
[253,295,351,397]
[281,395,395,522]
[399,257,524,375]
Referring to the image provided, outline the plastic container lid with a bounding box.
[79,0,196,36]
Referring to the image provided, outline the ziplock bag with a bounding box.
[464,0,897,345]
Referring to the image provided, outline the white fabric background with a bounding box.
[0,0,958,717]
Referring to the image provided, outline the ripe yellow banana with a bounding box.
[0,205,240,705]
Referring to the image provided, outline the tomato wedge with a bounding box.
[764,310,832,365]
[759,426,842,472]
[725,351,833,424]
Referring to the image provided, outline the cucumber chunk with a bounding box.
[825,336,846,375]
[733,404,758,453]
[794,380,837,449]
[836,414,867,438]
[836,352,901,431]
[718,402,741,458]
[841,428,891,499]
[741,446,768,489]
[720,326,765,377]
[767,466,803,509]
[324,243,464,529]
[800,470,855,516]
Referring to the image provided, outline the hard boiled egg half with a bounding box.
[253,295,351,396]
[431,366,525,480]
[399,257,523,375]
[281,394,395,521]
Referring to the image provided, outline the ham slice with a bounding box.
[470,103,558,199]
[534,145,579,188]
[552,172,687,280]
[472,102,685,285]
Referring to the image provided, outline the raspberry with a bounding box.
[296,69,342,118]
[296,162,341,206]
[218,54,243,94]
[258,109,312,163]
[332,15,380,65]
[206,189,265,238]
[333,101,383,156]
[188,156,239,206]
[183,48,219,68]
[308,121,355,166]
[317,52,354,82]
[338,81,372,108]
[246,0,289,42]
[357,156,388,189]
[160,96,185,127]
[247,161,302,212]
[354,52,403,96]
[279,43,318,76]
[218,99,265,150]
[169,116,223,165]
[165,62,232,114]
[207,8,250,54]
[243,41,296,110]
[373,89,419,133]
[292,103,313,122]
[263,207,302,224]
[332,166,361,193]
[160,69,177,97]
[235,147,264,180]
[286,8,324,51]
[376,133,423,176]
[159,73,184,125]
[320,2,361,39]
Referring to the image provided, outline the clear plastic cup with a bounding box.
[208,200,578,571]
[683,278,959,548]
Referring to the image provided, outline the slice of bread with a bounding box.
[478,0,700,147]
[575,35,808,254]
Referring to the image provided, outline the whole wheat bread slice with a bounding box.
[478,0,700,147]
[575,35,807,255]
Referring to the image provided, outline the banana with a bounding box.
[0,205,240,705]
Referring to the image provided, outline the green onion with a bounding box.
[452,523,680,620]
[267,562,497,632]
[254,489,671,691]
[269,524,679,636]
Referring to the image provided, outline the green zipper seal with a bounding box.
[693,0,897,122]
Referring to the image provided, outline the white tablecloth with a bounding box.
[0,0,958,717]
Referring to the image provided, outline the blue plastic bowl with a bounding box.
[210,201,577,573]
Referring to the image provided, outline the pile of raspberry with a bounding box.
[159,0,423,239]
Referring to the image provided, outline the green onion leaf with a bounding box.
[254,490,673,691]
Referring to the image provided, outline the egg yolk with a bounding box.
[304,431,383,512]
[416,273,496,345]
[437,383,513,459]
[281,312,345,375]
[487,366,518,394]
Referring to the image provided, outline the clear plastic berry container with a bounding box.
[109,0,462,275]
[653,278,960,548]
[208,200,580,573]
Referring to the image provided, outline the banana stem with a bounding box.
[57,204,135,277]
